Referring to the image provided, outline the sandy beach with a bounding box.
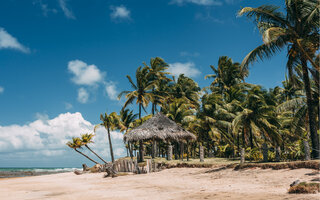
[0,167,319,200]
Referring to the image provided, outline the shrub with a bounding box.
[289,182,320,194]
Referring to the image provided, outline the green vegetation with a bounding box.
[289,182,320,194]
[67,1,319,165]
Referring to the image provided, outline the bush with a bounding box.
[245,147,263,161]
[289,182,320,194]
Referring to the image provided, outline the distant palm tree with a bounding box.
[238,0,319,158]
[166,74,201,107]
[95,112,123,163]
[81,133,107,164]
[205,56,248,95]
[66,137,99,164]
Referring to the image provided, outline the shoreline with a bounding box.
[0,167,319,200]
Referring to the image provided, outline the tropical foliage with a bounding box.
[67,1,319,164]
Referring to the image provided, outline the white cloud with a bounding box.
[58,0,75,19]
[105,83,118,100]
[168,62,201,78]
[35,112,49,121]
[171,0,222,6]
[64,102,73,110]
[0,28,30,53]
[110,5,131,20]
[0,86,4,94]
[33,0,57,16]
[0,112,126,161]
[68,60,104,86]
[77,88,89,103]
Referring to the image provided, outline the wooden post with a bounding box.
[200,145,204,162]
[240,148,245,164]
[152,139,157,159]
[187,140,189,161]
[275,146,281,162]
[180,142,184,161]
[167,142,173,161]
[139,140,144,162]
[262,143,268,162]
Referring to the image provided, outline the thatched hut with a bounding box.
[124,112,196,162]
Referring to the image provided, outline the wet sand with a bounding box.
[0,167,319,200]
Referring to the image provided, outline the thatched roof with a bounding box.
[124,112,196,143]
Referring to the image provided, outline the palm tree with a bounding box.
[66,137,99,164]
[118,66,155,119]
[205,56,248,95]
[95,112,123,163]
[232,86,281,153]
[81,133,108,164]
[118,66,156,162]
[238,0,319,158]
[147,57,171,115]
[165,74,201,108]
[162,98,196,126]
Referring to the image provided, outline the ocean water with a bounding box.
[0,167,81,178]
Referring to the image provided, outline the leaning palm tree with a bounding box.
[95,112,123,163]
[81,133,107,164]
[66,137,99,164]
[238,0,319,158]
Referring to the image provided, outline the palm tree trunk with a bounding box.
[85,145,107,164]
[75,149,99,164]
[139,103,142,120]
[180,142,184,161]
[138,140,144,162]
[249,128,254,149]
[199,145,204,162]
[301,56,320,159]
[152,138,156,159]
[107,127,115,163]
[187,140,190,161]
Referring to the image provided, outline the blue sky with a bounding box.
[0,0,286,167]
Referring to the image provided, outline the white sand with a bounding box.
[0,168,319,200]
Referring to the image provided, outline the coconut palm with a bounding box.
[232,86,281,150]
[81,133,107,164]
[238,0,319,158]
[205,56,248,95]
[146,57,172,115]
[165,74,201,108]
[162,98,196,127]
[118,66,157,162]
[66,137,99,164]
[118,66,155,119]
[95,112,123,163]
